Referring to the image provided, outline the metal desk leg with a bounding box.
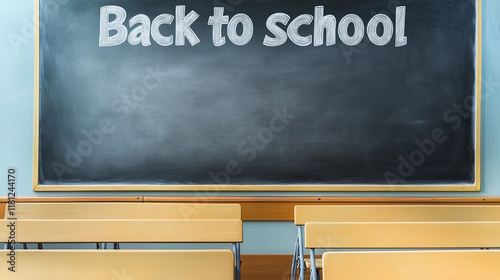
[291,234,299,280]
[309,249,317,280]
[233,243,241,280]
[236,243,241,280]
[298,226,305,280]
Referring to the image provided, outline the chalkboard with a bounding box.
[34,0,482,191]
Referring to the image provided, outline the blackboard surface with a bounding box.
[35,0,481,191]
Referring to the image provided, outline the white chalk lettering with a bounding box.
[128,14,151,46]
[338,14,364,46]
[314,6,336,47]
[208,7,229,46]
[227,13,253,46]
[151,14,174,46]
[263,13,290,47]
[98,5,408,48]
[175,5,200,46]
[395,6,408,47]
[367,14,393,46]
[287,14,314,46]
[99,6,127,47]
[99,5,200,47]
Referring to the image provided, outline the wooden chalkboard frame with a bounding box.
[33,0,482,192]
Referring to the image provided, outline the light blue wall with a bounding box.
[1,0,499,254]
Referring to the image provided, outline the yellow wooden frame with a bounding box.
[33,0,482,192]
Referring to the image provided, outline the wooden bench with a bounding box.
[322,250,500,280]
[1,250,233,280]
[9,202,241,251]
[313,222,500,280]
[293,205,500,280]
[3,202,242,280]
[0,218,242,280]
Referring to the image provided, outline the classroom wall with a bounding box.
[1,0,500,254]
